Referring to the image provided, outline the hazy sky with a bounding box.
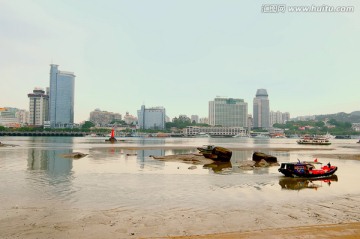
[1,0,359,122]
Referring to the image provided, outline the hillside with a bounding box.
[315,111,360,123]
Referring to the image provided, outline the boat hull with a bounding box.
[278,167,337,178]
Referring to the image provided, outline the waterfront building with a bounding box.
[28,88,49,126]
[183,126,247,137]
[253,89,270,129]
[208,97,248,127]
[49,64,75,128]
[137,105,166,130]
[89,109,122,126]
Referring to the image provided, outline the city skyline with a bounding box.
[1,1,359,122]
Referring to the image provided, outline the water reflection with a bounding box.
[203,161,232,174]
[27,148,73,175]
[137,149,165,169]
[279,175,338,190]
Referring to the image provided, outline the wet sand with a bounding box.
[1,194,360,238]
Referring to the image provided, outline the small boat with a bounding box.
[297,135,331,145]
[278,160,337,178]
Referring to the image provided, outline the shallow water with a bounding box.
[1,136,360,211]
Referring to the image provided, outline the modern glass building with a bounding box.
[49,64,75,128]
[208,97,248,127]
[253,89,270,129]
[137,105,166,130]
[28,88,49,126]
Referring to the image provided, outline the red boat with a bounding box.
[278,160,337,178]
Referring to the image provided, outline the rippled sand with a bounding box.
[2,195,360,238]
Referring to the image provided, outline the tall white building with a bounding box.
[208,97,248,127]
[28,88,49,126]
[253,89,270,129]
[137,105,166,130]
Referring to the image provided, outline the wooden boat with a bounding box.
[278,160,337,178]
[297,135,331,145]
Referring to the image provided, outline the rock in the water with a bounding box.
[202,146,232,161]
[252,152,277,163]
[61,152,88,159]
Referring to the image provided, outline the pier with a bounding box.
[0,131,86,137]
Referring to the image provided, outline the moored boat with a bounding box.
[278,160,337,178]
[297,135,331,145]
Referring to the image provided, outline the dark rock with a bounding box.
[203,146,232,161]
[252,152,277,163]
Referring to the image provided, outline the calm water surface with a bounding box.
[1,136,360,211]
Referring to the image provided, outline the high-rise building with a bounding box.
[49,64,75,128]
[208,97,248,127]
[253,89,270,129]
[137,105,166,130]
[28,88,49,126]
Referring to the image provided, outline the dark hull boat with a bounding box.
[278,161,337,178]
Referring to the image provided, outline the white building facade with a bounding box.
[208,97,248,127]
[28,88,49,126]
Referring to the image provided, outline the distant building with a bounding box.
[253,89,270,129]
[0,108,20,127]
[16,110,30,125]
[28,88,49,126]
[270,111,290,126]
[293,115,316,121]
[208,97,248,127]
[183,126,247,137]
[123,112,137,125]
[137,105,166,130]
[191,115,199,123]
[90,109,122,126]
[49,64,75,128]
[199,117,209,124]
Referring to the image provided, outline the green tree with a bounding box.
[81,121,95,130]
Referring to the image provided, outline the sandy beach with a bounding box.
[1,193,360,239]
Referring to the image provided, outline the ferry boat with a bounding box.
[297,135,331,145]
[278,160,337,178]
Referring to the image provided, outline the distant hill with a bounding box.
[315,111,360,123]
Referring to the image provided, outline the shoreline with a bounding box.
[164,222,360,239]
